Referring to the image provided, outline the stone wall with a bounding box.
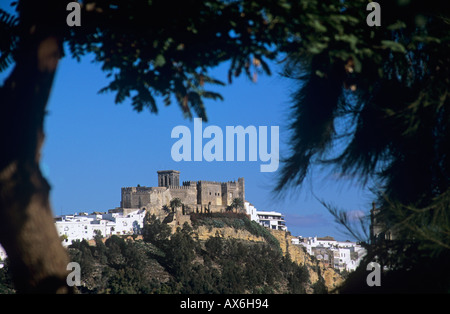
[221,178,245,206]
[198,181,223,206]
[168,186,198,206]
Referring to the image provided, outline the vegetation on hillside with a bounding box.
[190,212,280,248]
[0,214,315,294]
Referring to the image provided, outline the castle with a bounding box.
[120,170,245,216]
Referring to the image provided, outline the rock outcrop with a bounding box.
[269,229,344,292]
[195,225,266,243]
[190,220,344,293]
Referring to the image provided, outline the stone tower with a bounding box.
[157,170,180,187]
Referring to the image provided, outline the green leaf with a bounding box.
[352,56,362,73]
[334,34,359,50]
[154,54,166,67]
[381,40,406,53]
[412,35,441,44]
[387,20,407,30]
[312,19,327,33]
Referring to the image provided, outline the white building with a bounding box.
[55,209,146,247]
[244,201,258,222]
[297,236,366,272]
[244,201,288,231]
[256,210,287,231]
[0,209,147,262]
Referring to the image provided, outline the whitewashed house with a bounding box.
[55,209,146,246]
[300,236,366,272]
[244,201,258,222]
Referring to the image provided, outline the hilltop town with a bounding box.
[0,170,366,275]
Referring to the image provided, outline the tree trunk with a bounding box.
[0,0,71,293]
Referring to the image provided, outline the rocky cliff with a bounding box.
[269,229,344,292]
[195,225,266,243]
[191,221,344,293]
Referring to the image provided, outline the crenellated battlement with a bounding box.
[169,185,196,190]
[122,187,151,192]
[122,186,167,193]
[198,180,223,185]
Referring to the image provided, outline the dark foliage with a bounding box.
[273,0,450,293]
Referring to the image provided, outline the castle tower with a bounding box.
[157,170,180,187]
[238,177,245,201]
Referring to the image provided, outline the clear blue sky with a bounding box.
[44,55,374,241]
[1,2,375,241]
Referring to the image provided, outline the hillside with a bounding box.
[188,212,344,293]
[0,212,343,294]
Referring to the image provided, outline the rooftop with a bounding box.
[256,211,284,217]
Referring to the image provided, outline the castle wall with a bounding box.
[121,187,153,208]
[148,188,172,212]
[221,178,245,206]
[238,177,245,202]
[121,186,170,213]
[168,186,197,206]
[198,181,223,206]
